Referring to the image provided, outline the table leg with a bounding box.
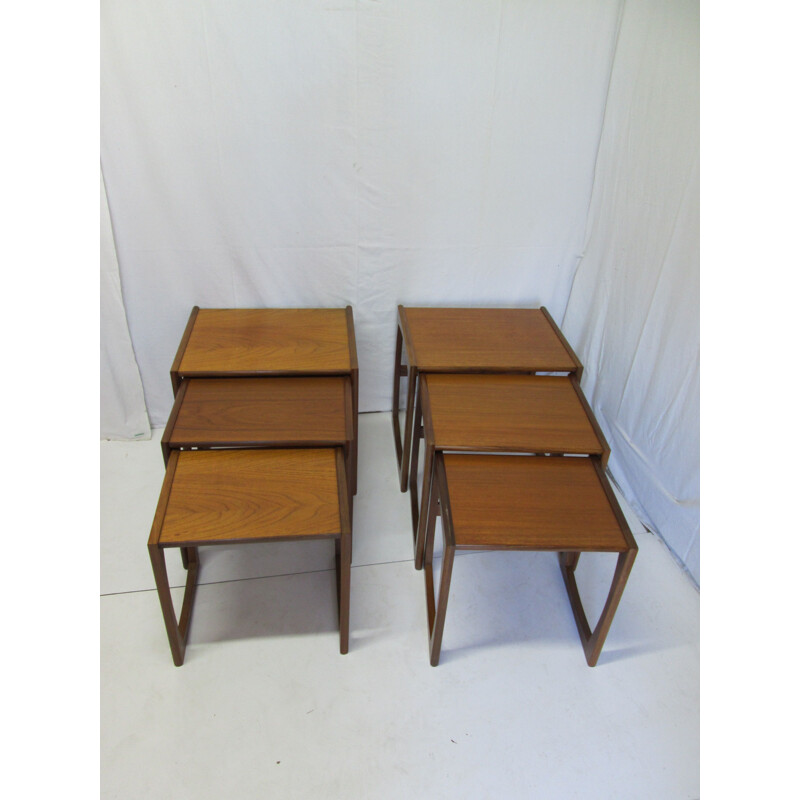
[399,366,417,492]
[414,440,434,571]
[337,530,352,655]
[351,368,359,496]
[408,383,424,542]
[560,547,637,667]
[391,325,404,469]
[427,536,455,668]
[148,544,200,667]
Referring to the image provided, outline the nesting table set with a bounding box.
[392,306,638,666]
[147,304,637,669]
[148,307,358,666]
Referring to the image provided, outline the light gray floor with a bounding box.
[101,412,699,799]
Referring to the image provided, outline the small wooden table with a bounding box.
[392,306,582,492]
[422,453,637,667]
[409,373,609,568]
[148,448,352,666]
[161,376,355,498]
[171,307,359,491]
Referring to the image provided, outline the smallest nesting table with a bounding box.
[148,448,352,666]
[423,453,637,667]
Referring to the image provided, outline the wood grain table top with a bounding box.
[399,307,579,372]
[441,454,633,552]
[152,449,343,547]
[422,374,606,457]
[164,377,352,448]
[174,308,356,376]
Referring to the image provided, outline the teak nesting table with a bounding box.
[149,448,352,666]
[149,306,357,666]
[394,305,636,667]
[148,303,637,670]
[391,306,582,492]
[422,453,637,667]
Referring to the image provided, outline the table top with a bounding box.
[153,449,343,546]
[173,307,356,377]
[399,306,579,372]
[164,377,352,448]
[441,453,633,552]
[422,374,606,458]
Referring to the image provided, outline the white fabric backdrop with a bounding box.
[563,0,699,582]
[100,0,699,582]
[100,168,151,440]
[101,0,622,421]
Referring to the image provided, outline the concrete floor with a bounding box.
[101,412,699,799]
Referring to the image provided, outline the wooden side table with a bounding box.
[161,376,355,501]
[422,452,637,667]
[391,306,582,492]
[409,373,609,568]
[148,448,352,666]
[171,307,359,492]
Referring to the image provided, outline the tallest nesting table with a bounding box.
[391,306,582,492]
[150,306,358,666]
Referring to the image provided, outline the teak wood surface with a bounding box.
[153,449,342,547]
[174,308,354,377]
[392,305,583,492]
[162,376,351,448]
[423,373,605,456]
[399,307,581,372]
[441,453,630,551]
[161,376,355,497]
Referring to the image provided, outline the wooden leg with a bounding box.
[408,383,424,544]
[423,472,456,666]
[559,551,581,571]
[335,447,352,654]
[351,369,359,496]
[423,477,440,636]
[560,548,637,667]
[414,440,434,571]
[391,325,404,470]
[399,366,417,493]
[427,538,455,668]
[148,544,200,667]
[180,546,198,570]
[337,531,352,655]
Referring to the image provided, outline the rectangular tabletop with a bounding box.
[152,449,343,547]
[173,308,356,378]
[422,374,607,462]
[163,376,352,449]
[442,453,633,552]
[399,307,580,372]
